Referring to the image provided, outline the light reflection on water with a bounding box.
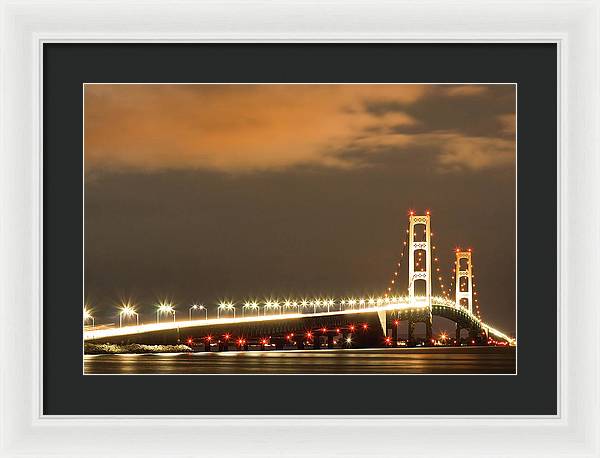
[84,347,515,375]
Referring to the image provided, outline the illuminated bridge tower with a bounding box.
[455,249,473,313]
[407,212,433,343]
[454,249,474,344]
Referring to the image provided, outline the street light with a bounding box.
[300,299,309,314]
[189,304,207,321]
[264,300,281,316]
[156,301,176,323]
[243,301,260,317]
[217,301,235,319]
[264,300,272,315]
[283,299,292,312]
[83,306,94,329]
[119,303,139,327]
[313,299,322,314]
[283,299,299,314]
[326,299,335,312]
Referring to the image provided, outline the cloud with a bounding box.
[497,113,516,136]
[436,134,515,172]
[348,130,514,172]
[444,85,489,97]
[84,84,514,175]
[85,84,424,174]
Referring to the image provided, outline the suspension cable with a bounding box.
[472,263,482,320]
[430,226,448,299]
[384,219,409,297]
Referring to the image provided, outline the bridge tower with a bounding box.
[407,212,433,344]
[454,249,473,314]
[408,213,432,308]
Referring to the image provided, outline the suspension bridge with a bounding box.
[84,212,516,349]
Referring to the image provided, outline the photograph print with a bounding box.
[83,83,516,375]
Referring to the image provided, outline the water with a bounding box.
[84,346,515,374]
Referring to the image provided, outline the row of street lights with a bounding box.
[155,302,210,323]
[84,302,140,328]
[83,295,441,329]
[83,302,209,328]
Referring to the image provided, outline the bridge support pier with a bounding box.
[455,325,461,346]
[327,333,334,349]
[425,316,433,346]
[391,324,398,347]
[468,329,479,346]
[407,320,415,346]
[313,336,321,350]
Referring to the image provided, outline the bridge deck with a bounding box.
[84,300,514,344]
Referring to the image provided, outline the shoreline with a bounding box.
[84,343,192,355]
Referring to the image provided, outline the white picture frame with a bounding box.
[1,0,598,456]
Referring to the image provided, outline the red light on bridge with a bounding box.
[408,209,414,216]
[223,333,231,340]
[349,325,355,331]
[384,337,392,345]
[336,328,340,333]
[261,339,268,345]
[393,320,399,326]
[187,338,193,344]
[426,210,430,215]
[362,324,368,330]
[306,332,313,339]
[205,335,212,342]
[321,327,327,333]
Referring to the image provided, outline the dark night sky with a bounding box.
[84,84,516,335]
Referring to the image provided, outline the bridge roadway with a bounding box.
[85,298,515,348]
